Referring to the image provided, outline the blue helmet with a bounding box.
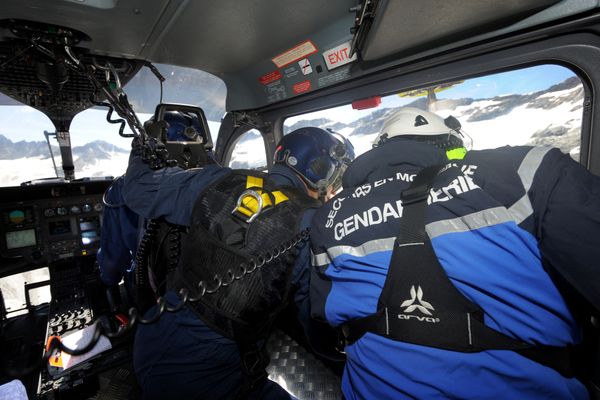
[164,111,206,143]
[274,127,354,195]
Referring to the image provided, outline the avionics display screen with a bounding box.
[49,220,72,236]
[80,217,100,246]
[79,221,97,231]
[81,230,100,245]
[6,229,36,250]
[2,207,35,227]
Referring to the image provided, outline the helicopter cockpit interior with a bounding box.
[0,0,599,399]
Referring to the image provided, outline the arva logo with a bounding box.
[400,285,434,315]
[398,285,440,323]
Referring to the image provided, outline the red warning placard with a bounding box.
[259,70,282,85]
[272,40,318,68]
[293,80,312,94]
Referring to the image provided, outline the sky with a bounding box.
[437,65,576,100]
[0,64,578,148]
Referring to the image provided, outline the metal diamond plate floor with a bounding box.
[266,330,342,400]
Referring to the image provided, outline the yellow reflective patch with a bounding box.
[446,147,467,160]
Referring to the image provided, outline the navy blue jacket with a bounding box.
[122,152,316,399]
[96,176,140,287]
[310,139,600,399]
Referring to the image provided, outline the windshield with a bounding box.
[0,64,226,187]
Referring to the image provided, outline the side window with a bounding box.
[0,267,51,316]
[284,65,583,161]
[229,129,267,170]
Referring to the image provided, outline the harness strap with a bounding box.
[341,165,580,378]
[233,176,289,222]
[221,175,291,246]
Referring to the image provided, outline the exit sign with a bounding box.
[322,41,357,71]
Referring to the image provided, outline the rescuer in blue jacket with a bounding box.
[310,107,600,399]
[97,111,216,291]
[121,123,353,400]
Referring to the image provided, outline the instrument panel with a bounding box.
[0,180,112,272]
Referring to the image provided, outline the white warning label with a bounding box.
[298,58,312,75]
[318,67,351,87]
[57,131,71,147]
[272,41,318,68]
[266,82,287,103]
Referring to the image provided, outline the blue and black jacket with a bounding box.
[120,151,320,400]
[310,139,600,399]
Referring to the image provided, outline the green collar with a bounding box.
[446,147,467,160]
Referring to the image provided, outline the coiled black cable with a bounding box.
[150,223,183,296]
[135,219,160,288]
[167,227,182,273]
[88,91,131,138]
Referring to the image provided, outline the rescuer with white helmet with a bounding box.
[309,106,600,399]
[374,107,471,159]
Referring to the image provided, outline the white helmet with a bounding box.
[374,107,470,151]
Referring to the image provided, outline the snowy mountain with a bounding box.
[0,136,128,161]
[0,134,54,159]
[71,141,130,178]
[276,76,583,162]
[0,77,585,184]
[0,138,129,186]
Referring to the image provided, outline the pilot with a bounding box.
[309,107,600,399]
[96,111,215,303]
[122,124,353,399]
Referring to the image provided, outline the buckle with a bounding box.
[232,189,264,223]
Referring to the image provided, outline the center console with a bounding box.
[0,181,109,269]
[0,180,136,399]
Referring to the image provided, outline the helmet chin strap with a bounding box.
[316,180,329,202]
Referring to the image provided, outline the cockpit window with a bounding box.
[0,64,226,187]
[0,105,55,187]
[124,64,226,118]
[284,64,583,161]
